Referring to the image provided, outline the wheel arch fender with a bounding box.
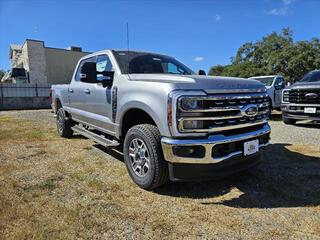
[117,101,167,138]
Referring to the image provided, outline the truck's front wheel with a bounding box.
[282,117,296,125]
[123,124,169,190]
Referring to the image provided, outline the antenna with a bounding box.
[126,23,130,76]
[126,22,130,52]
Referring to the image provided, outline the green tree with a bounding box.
[208,28,320,82]
[0,69,5,80]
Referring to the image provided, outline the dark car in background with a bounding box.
[282,70,320,124]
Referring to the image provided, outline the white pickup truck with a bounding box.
[249,75,286,110]
[51,49,271,189]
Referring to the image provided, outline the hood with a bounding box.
[287,81,320,90]
[128,74,266,94]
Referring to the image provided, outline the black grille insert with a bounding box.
[212,134,270,158]
[289,89,320,104]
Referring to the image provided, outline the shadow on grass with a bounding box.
[93,144,124,163]
[71,134,88,139]
[156,143,320,208]
[92,142,320,208]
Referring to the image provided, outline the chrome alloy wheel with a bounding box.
[129,138,150,177]
[57,111,64,134]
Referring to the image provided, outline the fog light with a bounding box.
[173,146,205,158]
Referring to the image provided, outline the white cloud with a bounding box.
[283,0,296,5]
[215,14,221,21]
[194,56,204,62]
[268,6,288,15]
[268,0,296,16]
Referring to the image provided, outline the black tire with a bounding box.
[123,124,169,190]
[282,116,296,125]
[56,108,73,138]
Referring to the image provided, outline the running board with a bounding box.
[71,125,119,147]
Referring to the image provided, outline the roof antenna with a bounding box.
[126,22,130,77]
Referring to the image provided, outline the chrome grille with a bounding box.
[177,93,270,133]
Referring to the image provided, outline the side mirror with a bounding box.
[198,69,206,75]
[99,71,114,88]
[80,62,97,83]
[275,81,285,90]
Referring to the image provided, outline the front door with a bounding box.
[69,57,95,123]
[83,54,116,135]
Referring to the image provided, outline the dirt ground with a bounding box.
[0,110,319,240]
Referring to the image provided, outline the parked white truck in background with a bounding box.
[249,75,286,110]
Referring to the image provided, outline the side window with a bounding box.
[167,63,179,74]
[75,57,95,81]
[96,55,113,81]
[275,77,285,89]
[161,62,185,74]
[275,77,284,85]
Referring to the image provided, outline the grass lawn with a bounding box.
[0,111,319,239]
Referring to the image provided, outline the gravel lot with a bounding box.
[0,110,319,239]
[270,111,320,146]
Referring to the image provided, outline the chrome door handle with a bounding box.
[68,88,74,93]
[84,89,90,94]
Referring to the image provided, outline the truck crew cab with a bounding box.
[282,70,320,124]
[51,50,271,190]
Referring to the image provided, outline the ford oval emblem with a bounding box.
[241,104,259,117]
[305,93,319,99]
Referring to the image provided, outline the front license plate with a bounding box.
[244,139,259,156]
[304,107,316,114]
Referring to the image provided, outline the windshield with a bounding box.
[252,77,274,86]
[113,50,194,75]
[299,71,320,82]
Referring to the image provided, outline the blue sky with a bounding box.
[0,0,320,72]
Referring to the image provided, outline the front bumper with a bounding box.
[161,123,271,164]
[282,103,320,121]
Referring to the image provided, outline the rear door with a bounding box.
[69,57,95,122]
[82,54,116,135]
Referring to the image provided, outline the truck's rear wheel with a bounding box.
[56,108,73,138]
[123,124,169,190]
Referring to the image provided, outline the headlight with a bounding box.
[168,90,207,137]
[282,90,290,103]
[181,99,200,110]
